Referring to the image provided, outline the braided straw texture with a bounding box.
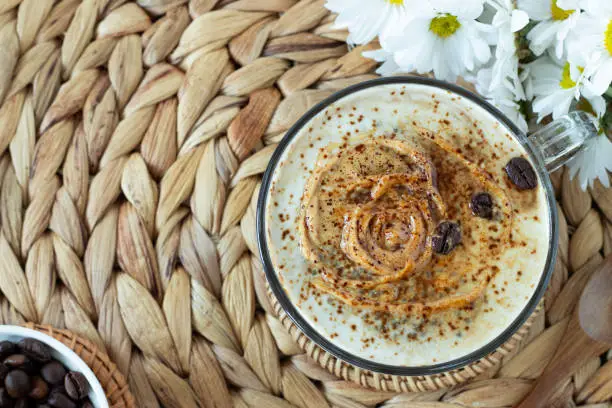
[24,323,136,407]
[0,0,611,405]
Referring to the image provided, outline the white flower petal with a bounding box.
[386,18,429,51]
[532,95,557,121]
[553,37,565,60]
[446,35,464,76]
[510,9,529,32]
[432,0,484,19]
[461,32,476,71]
[471,35,492,64]
[362,49,391,62]
[517,0,551,20]
[527,20,560,56]
[556,0,581,11]
[582,0,612,15]
[491,8,508,28]
[568,156,581,178]
[585,94,606,118]
[532,79,562,96]
[588,58,612,96]
[431,38,454,80]
[377,57,402,75]
[325,0,412,45]
[552,92,574,119]
[532,87,573,121]
[522,71,534,99]
[567,135,612,190]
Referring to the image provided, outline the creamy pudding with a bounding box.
[264,83,550,366]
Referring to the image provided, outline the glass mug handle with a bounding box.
[528,111,598,172]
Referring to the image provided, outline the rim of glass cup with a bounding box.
[257,76,558,376]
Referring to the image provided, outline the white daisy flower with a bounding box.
[471,67,529,132]
[381,0,493,82]
[361,7,408,75]
[566,1,612,96]
[567,133,612,190]
[326,0,413,45]
[485,0,529,97]
[517,0,581,58]
[464,0,528,131]
[526,56,606,122]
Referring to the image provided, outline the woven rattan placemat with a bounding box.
[0,0,611,406]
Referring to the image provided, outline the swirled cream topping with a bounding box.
[300,130,513,316]
[265,83,550,366]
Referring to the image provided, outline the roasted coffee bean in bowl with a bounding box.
[0,326,108,408]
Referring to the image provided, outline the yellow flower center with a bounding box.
[559,62,583,89]
[551,0,574,20]
[429,14,461,38]
[605,19,612,56]
[386,0,404,4]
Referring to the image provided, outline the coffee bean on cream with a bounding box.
[265,83,550,366]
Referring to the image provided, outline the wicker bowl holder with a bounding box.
[0,0,610,405]
[24,323,135,408]
[268,287,544,392]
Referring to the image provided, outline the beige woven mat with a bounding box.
[0,0,611,406]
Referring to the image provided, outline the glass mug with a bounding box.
[257,76,597,376]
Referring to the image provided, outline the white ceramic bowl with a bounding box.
[0,325,109,408]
